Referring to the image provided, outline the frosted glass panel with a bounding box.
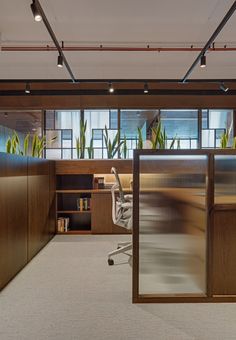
[45,149,61,159]
[138,155,207,295]
[215,155,236,204]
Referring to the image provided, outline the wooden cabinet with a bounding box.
[211,208,236,295]
[91,192,131,234]
[0,154,28,290]
[56,175,93,233]
[0,153,56,291]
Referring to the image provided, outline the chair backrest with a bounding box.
[110,167,132,230]
[111,167,125,203]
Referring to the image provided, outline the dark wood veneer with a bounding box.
[0,153,56,290]
[56,160,132,174]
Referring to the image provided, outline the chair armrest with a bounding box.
[124,194,133,201]
[121,202,132,209]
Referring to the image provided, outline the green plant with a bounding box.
[169,136,177,149]
[6,131,51,158]
[122,135,128,159]
[31,134,46,158]
[177,138,181,149]
[6,131,21,154]
[76,119,87,159]
[87,138,94,159]
[232,136,236,149]
[220,129,229,148]
[151,121,167,149]
[104,125,124,159]
[149,122,177,150]
[137,127,143,149]
[23,134,30,156]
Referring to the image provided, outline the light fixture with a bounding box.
[25,83,31,94]
[31,0,42,22]
[108,82,114,93]
[220,82,229,92]
[200,54,206,68]
[144,83,149,94]
[57,54,63,68]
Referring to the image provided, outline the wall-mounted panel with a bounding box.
[0,154,28,289]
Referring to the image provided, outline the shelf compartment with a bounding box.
[57,193,91,211]
[57,174,93,190]
[57,212,91,231]
[57,230,92,235]
[57,210,91,214]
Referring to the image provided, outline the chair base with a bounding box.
[108,243,132,265]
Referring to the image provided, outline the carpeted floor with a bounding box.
[0,235,236,340]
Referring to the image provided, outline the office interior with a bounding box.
[1,0,236,339]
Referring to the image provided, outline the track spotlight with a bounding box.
[200,55,206,68]
[108,82,114,93]
[57,54,63,68]
[220,82,229,92]
[25,83,31,94]
[31,0,42,22]
[144,83,149,94]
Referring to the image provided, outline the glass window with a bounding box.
[202,110,233,148]
[0,110,42,153]
[160,110,198,149]
[120,109,158,157]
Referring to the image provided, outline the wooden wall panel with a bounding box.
[0,154,28,290]
[48,161,56,237]
[211,209,236,295]
[0,153,56,290]
[56,159,132,174]
[91,193,131,234]
[28,158,51,260]
[0,153,8,289]
[0,94,236,110]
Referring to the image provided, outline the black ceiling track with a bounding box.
[181,1,236,83]
[0,89,235,96]
[0,79,236,83]
[34,0,76,82]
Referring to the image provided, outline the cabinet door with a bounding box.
[211,209,236,295]
[91,193,131,234]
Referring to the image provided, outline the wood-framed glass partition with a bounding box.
[132,149,236,303]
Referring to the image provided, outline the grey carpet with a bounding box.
[0,235,236,340]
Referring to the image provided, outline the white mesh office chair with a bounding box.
[108,167,132,265]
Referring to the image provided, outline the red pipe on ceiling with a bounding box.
[1,46,236,52]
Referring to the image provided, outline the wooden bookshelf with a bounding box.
[56,189,112,193]
[55,161,132,234]
[57,230,92,235]
[57,210,91,214]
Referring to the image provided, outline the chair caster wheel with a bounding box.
[108,258,114,266]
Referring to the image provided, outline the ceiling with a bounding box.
[1,0,236,80]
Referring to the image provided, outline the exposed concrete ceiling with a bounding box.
[0,0,236,80]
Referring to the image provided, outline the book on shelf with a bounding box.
[76,197,91,211]
[57,217,70,232]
